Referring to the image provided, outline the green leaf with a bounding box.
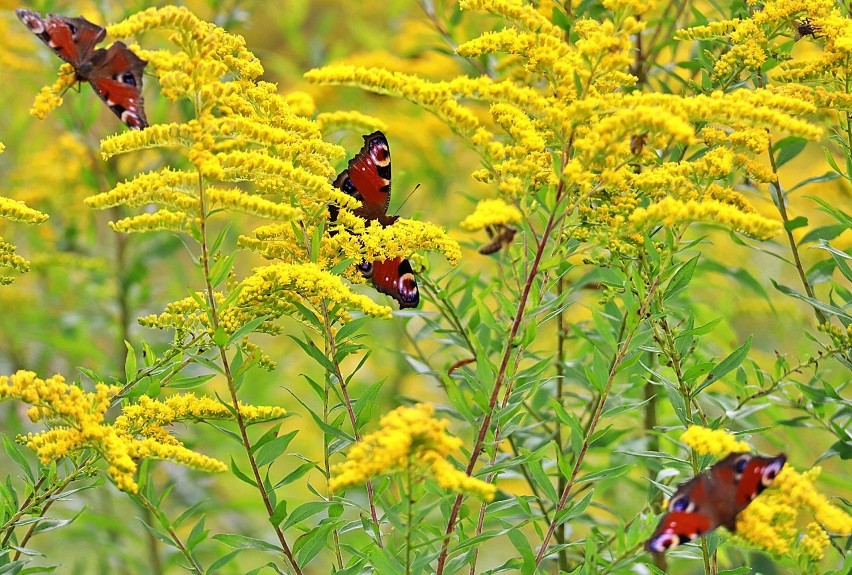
[212,534,282,553]
[551,7,571,33]
[773,136,807,168]
[254,430,298,467]
[3,436,33,482]
[166,373,215,390]
[575,464,632,484]
[186,516,208,550]
[664,256,698,301]
[212,326,228,348]
[226,315,271,347]
[208,253,236,288]
[799,224,847,245]
[694,336,752,395]
[207,550,240,574]
[788,170,841,193]
[280,501,332,530]
[294,522,336,565]
[772,280,852,320]
[124,341,137,384]
[783,215,808,232]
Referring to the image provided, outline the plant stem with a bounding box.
[435,175,572,574]
[136,492,203,574]
[533,265,665,565]
[319,301,384,546]
[195,168,303,575]
[765,136,828,325]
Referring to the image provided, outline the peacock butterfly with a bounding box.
[646,452,786,553]
[331,131,419,309]
[16,8,148,130]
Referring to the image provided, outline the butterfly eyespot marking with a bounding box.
[761,457,785,487]
[733,454,751,477]
[119,71,136,86]
[67,22,77,35]
[357,261,374,278]
[648,532,681,552]
[669,496,693,513]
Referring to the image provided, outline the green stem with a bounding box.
[196,168,303,575]
[534,261,666,565]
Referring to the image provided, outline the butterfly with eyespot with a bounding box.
[646,452,786,553]
[16,8,148,130]
[329,131,419,309]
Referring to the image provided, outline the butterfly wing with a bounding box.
[646,474,716,552]
[365,258,419,309]
[646,452,786,553]
[732,453,786,509]
[16,9,105,70]
[87,42,148,129]
[344,131,394,223]
[331,132,419,309]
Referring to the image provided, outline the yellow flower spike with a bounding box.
[330,404,495,500]
[459,0,563,41]
[1,370,283,494]
[109,210,197,234]
[284,91,316,117]
[801,522,830,561]
[460,199,523,231]
[29,63,76,120]
[680,425,751,457]
[629,197,782,240]
[356,219,461,267]
[736,465,852,560]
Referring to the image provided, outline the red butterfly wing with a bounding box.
[646,511,714,552]
[88,42,148,129]
[16,9,104,70]
[646,452,786,553]
[344,131,393,223]
[365,258,420,309]
[332,132,420,309]
[733,453,786,508]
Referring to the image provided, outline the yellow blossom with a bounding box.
[28,63,75,120]
[460,199,523,231]
[316,111,389,134]
[628,197,782,240]
[681,425,751,457]
[329,404,495,500]
[735,465,852,560]
[0,370,284,494]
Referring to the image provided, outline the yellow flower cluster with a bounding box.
[680,425,751,457]
[308,3,821,253]
[628,197,782,240]
[460,198,523,231]
[315,110,389,134]
[0,197,49,225]
[676,0,835,79]
[140,261,394,333]
[0,370,284,493]
[90,6,344,236]
[736,465,852,560]
[329,404,495,500]
[28,63,75,120]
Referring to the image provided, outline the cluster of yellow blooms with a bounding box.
[459,198,523,232]
[0,370,285,494]
[329,404,496,501]
[24,6,461,329]
[682,426,852,561]
[307,0,827,255]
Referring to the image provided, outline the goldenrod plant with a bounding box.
[0,1,849,575]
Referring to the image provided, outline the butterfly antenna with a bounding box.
[394,183,420,216]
